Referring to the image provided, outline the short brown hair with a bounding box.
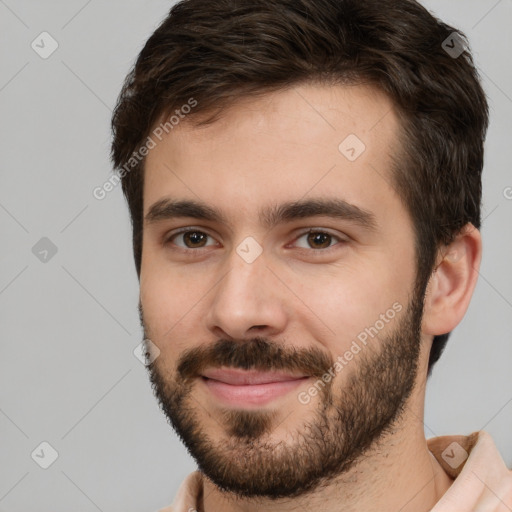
[111,0,489,375]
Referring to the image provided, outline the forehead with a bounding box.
[143,83,403,228]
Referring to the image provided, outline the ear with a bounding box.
[422,223,482,336]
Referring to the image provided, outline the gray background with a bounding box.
[0,0,511,510]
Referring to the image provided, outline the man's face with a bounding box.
[140,84,426,498]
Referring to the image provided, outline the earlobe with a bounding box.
[422,224,482,336]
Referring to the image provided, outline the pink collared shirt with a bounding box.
[158,430,512,512]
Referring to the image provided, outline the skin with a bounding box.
[139,83,482,512]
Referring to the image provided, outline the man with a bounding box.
[111,0,512,510]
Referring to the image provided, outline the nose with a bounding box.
[205,246,288,341]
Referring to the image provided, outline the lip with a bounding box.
[200,368,310,407]
[201,368,308,385]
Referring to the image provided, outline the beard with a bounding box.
[140,287,425,501]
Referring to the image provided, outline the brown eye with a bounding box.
[183,231,208,248]
[293,230,342,250]
[307,231,332,249]
[167,230,216,249]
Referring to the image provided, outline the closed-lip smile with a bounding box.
[201,368,308,385]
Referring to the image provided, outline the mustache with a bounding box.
[174,337,334,382]
[139,302,335,380]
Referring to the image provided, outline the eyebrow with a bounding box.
[144,197,377,232]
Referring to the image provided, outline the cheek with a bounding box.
[290,257,411,348]
[140,259,197,351]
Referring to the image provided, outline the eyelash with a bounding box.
[164,227,347,255]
